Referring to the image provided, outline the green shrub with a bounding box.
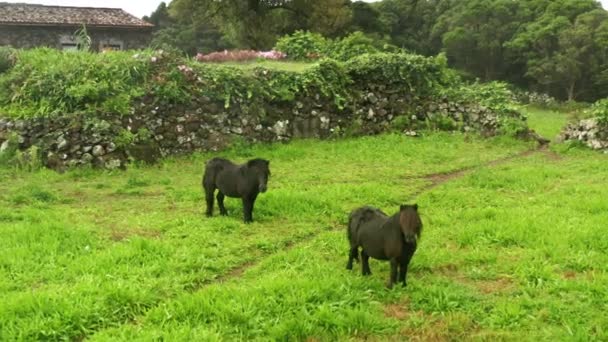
[391,115,413,132]
[275,31,328,60]
[326,31,380,61]
[345,53,454,97]
[425,114,459,131]
[0,46,17,73]
[296,59,352,109]
[585,99,608,125]
[441,81,518,116]
[0,48,152,118]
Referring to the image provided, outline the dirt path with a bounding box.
[407,144,549,199]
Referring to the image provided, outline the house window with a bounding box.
[61,43,78,51]
[101,41,123,51]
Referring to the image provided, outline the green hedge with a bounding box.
[0,47,17,74]
[586,99,608,125]
[345,52,456,97]
[0,49,456,119]
[0,48,152,118]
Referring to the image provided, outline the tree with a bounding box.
[433,0,522,81]
[143,2,173,28]
[349,1,384,35]
[507,1,607,101]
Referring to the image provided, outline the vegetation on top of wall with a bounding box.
[441,81,518,114]
[0,48,153,118]
[0,47,17,74]
[0,48,458,120]
[585,99,608,125]
[274,31,329,61]
[345,52,456,97]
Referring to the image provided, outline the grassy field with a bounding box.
[1,111,607,340]
[521,106,573,140]
[207,60,313,73]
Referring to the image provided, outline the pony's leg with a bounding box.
[346,247,358,270]
[388,258,398,289]
[217,192,228,216]
[204,188,215,217]
[399,244,417,287]
[361,250,372,276]
[242,194,257,223]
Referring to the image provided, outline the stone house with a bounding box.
[0,3,154,51]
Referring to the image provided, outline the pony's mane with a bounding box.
[399,205,423,239]
[247,158,269,167]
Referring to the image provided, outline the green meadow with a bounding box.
[1,109,607,341]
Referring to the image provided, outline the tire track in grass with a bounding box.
[406,144,547,199]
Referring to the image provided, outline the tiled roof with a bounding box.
[0,2,154,28]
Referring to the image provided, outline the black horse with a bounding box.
[202,157,270,223]
[346,204,423,288]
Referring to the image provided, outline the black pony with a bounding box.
[202,157,270,223]
[346,204,423,288]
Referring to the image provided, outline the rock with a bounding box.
[320,117,330,130]
[83,146,92,153]
[92,145,105,157]
[56,136,69,150]
[0,140,10,154]
[127,142,160,164]
[589,139,603,149]
[105,159,122,170]
[367,108,375,119]
[106,142,117,153]
[272,120,289,136]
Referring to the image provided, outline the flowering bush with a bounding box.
[195,49,286,63]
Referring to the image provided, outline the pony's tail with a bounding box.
[202,158,225,189]
[347,210,362,263]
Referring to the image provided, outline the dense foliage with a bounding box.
[0,47,16,74]
[274,31,328,60]
[0,49,151,117]
[345,53,455,97]
[0,49,456,119]
[586,98,608,124]
[147,0,608,102]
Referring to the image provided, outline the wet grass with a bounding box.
[522,105,572,140]
[2,128,607,340]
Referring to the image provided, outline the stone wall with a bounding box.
[560,118,608,151]
[0,88,528,170]
[0,25,152,51]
